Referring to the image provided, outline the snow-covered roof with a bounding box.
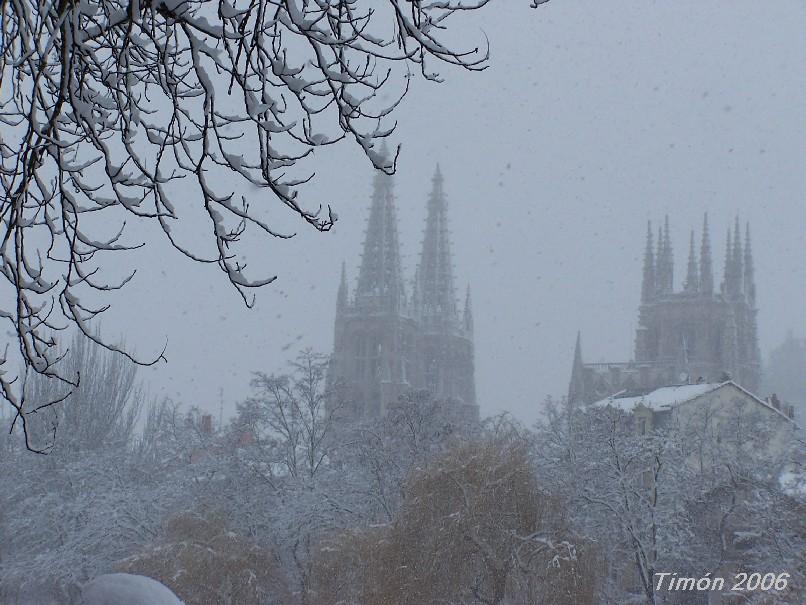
[592,382,724,412]
[593,381,797,423]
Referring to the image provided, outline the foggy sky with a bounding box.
[88,1,806,425]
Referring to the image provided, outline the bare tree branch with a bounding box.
[0,0,497,444]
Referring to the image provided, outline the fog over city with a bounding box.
[2,1,806,604]
[95,1,806,423]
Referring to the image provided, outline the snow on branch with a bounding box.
[0,0,497,446]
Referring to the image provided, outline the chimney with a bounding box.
[787,405,795,420]
[238,430,255,446]
[769,393,781,410]
[201,414,213,434]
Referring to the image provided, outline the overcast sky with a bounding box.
[90,1,806,426]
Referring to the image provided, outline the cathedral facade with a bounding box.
[328,164,478,422]
[569,215,761,404]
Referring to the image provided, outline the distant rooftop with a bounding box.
[592,382,724,412]
[592,381,797,423]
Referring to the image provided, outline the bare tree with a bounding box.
[237,348,340,481]
[19,330,142,453]
[0,332,159,601]
[0,0,504,437]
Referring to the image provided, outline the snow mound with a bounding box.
[80,573,185,605]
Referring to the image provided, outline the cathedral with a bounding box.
[328,163,478,422]
[569,215,761,404]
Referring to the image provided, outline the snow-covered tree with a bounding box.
[120,510,290,605]
[339,388,476,523]
[0,0,508,439]
[0,334,163,601]
[223,349,357,602]
[238,349,341,481]
[313,422,598,605]
[533,396,803,604]
[20,331,143,453]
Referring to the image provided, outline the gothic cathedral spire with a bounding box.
[722,227,733,295]
[664,215,674,292]
[655,215,674,294]
[417,164,458,325]
[641,221,655,302]
[463,285,474,334]
[732,216,744,296]
[329,160,477,422]
[684,230,699,293]
[723,217,744,298]
[332,262,349,352]
[744,222,756,304]
[354,153,405,313]
[699,213,714,295]
[568,331,585,404]
[336,261,348,313]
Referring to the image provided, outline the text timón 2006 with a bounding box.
[655,572,790,593]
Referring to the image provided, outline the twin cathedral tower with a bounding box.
[328,164,479,421]
[327,161,761,416]
[569,215,761,404]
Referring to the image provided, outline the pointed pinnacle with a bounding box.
[733,216,743,275]
[699,212,713,294]
[685,230,699,292]
[337,261,349,310]
[701,213,711,251]
[463,284,473,331]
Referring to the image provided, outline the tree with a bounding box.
[0,0,504,434]
[312,423,598,605]
[533,396,803,605]
[236,348,341,481]
[230,348,358,603]
[119,510,291,605]
[342,388,477,523]
[230,372,485,604]
[21,330,142,453]
[0,333,161,602]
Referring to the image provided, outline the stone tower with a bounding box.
[415,166,476,406]
[329,165,477,421]
[569,214,761,403]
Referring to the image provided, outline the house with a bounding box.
[592,381,795,460]
[593,382,800,604]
